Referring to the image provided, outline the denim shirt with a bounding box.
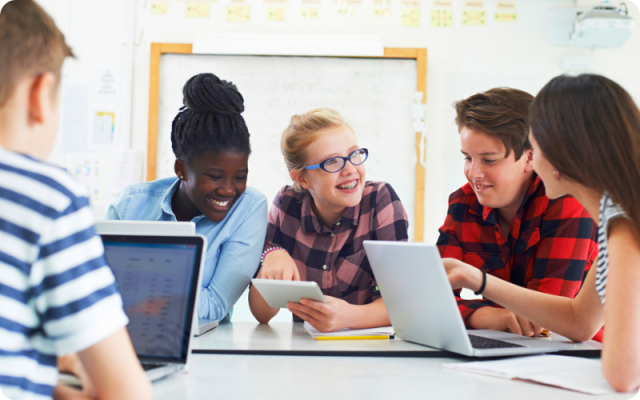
[105,177,268,322]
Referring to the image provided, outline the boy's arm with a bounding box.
[55,328,151,400]
[436,213,495,322]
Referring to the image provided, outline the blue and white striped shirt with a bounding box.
[0,147,128,400]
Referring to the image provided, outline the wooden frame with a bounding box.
[147,44,427,241]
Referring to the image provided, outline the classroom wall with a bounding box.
[128,0,640,244]
[23,0,640,322]
[28,0,640,237]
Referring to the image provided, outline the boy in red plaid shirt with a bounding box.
[437,88,599,338]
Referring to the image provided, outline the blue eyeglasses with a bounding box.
[305,148,369,173]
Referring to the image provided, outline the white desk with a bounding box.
[193,322,602,358]
[153,355,633,400]
[148,323,632,400]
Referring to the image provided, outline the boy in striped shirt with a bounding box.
[0,1,151,399]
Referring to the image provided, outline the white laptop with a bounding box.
[95,220,218,336]
[363,241,578,357]
[95,220,196,236]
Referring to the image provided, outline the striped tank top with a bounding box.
[596,193,627,306]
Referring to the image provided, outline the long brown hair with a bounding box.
[529,74,640,235]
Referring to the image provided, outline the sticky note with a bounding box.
[185,3,210,17]
[496,1,515,9]
[268,6,286,20]
[464,1,483,7]
[401,8,420,27]
[226,5,251,22]
[151,3,168,14]
[337,8,355,15]
[301,7,320,18]
[495,12,517,22]
[333,0,363,5]
[462,10,485,25]
[402,0,420,8]
[431,9,452,27]
[432,0,452,7]
[373,8,391,17]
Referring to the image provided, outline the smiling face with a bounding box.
[460,126,534,212]
[293,124,366,224]
[176,151,248,222]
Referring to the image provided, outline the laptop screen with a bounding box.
[101,235,202,363]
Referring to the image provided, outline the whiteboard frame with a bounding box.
[147,43,427,241]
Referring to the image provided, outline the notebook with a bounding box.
[443,355,624,395]
[304,322,394,338]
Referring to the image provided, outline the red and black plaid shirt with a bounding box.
[264,182,409,322]
[437,175,598,324]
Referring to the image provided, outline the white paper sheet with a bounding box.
[443,355,631,395]
[304,321,394,337]
[60,83,90,153]
[107,150,144,198]
[94,67,121,104]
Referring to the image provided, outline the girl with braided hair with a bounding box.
[107,73,268,322]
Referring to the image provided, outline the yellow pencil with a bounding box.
[313,335,393,340]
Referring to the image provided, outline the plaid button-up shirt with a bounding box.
[264,182,409,321]
[437,175,598,322]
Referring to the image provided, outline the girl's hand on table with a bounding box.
[288,296,353,333]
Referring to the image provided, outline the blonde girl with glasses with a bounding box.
[249,108,409,332]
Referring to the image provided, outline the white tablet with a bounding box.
[251,279,327,308]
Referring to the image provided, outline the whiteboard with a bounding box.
[158,54,417,239]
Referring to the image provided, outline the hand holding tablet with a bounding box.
[251,279,327,308]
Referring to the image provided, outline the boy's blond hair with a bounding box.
[0,0,74,107]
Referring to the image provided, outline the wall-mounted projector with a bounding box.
[570,2,635,48]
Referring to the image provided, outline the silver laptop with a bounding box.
[95,220,218,336]
[363,241,578,357]
[102,234,206,381]
[95,220,197,236]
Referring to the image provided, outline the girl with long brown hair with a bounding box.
[443,74,640,392]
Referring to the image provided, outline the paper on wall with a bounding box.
[267,7,286,21]
[65,154,103,208]
[89,109,118,150]
[401,8,420,27]
[107,150,144,199]
[431,9,453,27]
[94,68,121,105]
[60,82,90,153]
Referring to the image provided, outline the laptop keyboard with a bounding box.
[468,334,524,349]
[142,363,165,371]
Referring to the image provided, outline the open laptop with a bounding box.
[102,234,206,381]
[363,241,578,357]
[95,220,218,336]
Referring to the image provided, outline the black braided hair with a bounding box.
[171,73,250,162]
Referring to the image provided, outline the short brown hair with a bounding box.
[281,108,353,192]
[454,88,534,160]
[0,0,74,107]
